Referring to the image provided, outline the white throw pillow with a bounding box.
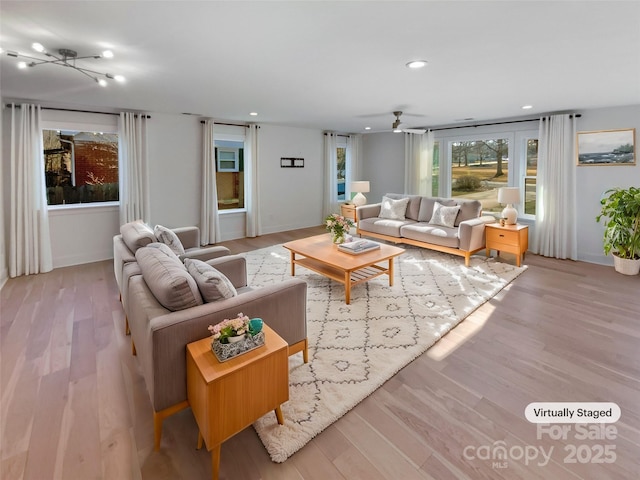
[154,225,186,255]
[429,201,460,228]
[184,258,237,303]
[379,196,410,220]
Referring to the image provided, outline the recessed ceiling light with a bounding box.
[32,42,45,52]
[522,105,533,110]
[249,112,258,116]
[364,127,371,130]
[102,50,114,58]
[406,60,428,69]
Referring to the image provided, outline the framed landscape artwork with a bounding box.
[577,128,636,166]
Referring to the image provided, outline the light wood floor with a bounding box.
[2,225,639,479]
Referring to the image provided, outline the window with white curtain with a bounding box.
[214,134,246,211]
[522,136,539,218]
[336,136,348,201]
[42,126,119,206]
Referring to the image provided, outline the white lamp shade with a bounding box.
[497,187,520,225]
[351,181,370,193]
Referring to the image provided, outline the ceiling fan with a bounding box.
[392,111,426,134]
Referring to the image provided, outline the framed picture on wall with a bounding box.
[577,128,636,166]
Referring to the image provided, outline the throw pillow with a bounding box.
[154,225,186,256]
[184,258,237,302]
[429,201,460,228]
[379,196,410,220]
[120,220,156,253]
[135,246,203,311]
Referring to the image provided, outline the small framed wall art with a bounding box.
[281,157,304,168]
[577,128,636,166]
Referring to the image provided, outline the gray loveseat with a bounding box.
[357,193,494,266]
[124,246,308,451]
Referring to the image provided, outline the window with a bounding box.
[449,137,510,214]
[523,138,539,216]
[433,141,440,195]
[43,129,119,205]
[215,139,244,210]
[336,137,347,201]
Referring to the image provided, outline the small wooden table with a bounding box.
[186,325,289,480]
[283,234,405,304]
[485,223,529,267]
[340,203,357,222]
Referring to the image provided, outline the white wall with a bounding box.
[258,124,324,234]
[361,105,640,266]
[361,132,404,203]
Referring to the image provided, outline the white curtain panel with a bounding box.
[323,133,339,217]
[347,134,363,198]
[404,130,433,196]
[118,112,150,225]
[8,103,53,277]
[200,120,220,245]
[245,124,261,237]
[532,114,578,260]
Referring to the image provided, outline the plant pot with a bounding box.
[227,334,246,343]
[613,253,640,275]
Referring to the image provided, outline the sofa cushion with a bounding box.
[184,258,237,303]
[379,196,411,220]
[383,194,421,220]
[429,201,460,228]
[358,217,416,237]
[454,199,482,226]
[135,245,203,311]
[154,224,186,255]
[120,220,156,253]
[401,223,460,249]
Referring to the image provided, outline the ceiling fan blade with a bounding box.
[403,128,427,134]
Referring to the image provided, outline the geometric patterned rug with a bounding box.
[245,242,527,463]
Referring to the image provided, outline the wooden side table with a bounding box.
[340,203,357,222]
[186,325,289,480]
[485,223,529,267]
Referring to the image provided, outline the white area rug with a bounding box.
[245,243,526,463]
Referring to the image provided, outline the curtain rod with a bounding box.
[324,133,349,138]
[5,104,150,118]
[199,120,250,127]
[431,114,581,132]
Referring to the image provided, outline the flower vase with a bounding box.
[332,233,345,244]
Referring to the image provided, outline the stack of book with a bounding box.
[337,239,380,255]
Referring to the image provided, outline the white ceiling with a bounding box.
[1,1,639,133]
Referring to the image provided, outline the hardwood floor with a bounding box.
[2,225,639,479]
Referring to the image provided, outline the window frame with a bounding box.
[213,133,246,214]
[41,119,120,210]
[516,130,539,221]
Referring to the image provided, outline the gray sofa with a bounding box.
[357,193,495,266]
[123,245,308,451]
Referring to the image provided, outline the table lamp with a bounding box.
[497,187,520,225]
[351,181,370,206]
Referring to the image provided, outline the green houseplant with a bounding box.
[596,186,640,275]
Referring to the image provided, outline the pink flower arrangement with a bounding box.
[325,213,354,238]
[208,313,250,344]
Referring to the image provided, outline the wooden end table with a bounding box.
[283,234,405,304]
[340,203,357,222]
[186,325,289,480]
[485,223,529,267]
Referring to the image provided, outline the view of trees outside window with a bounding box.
[450,138,509,214]
[337,146,346,201]
[215,140,245,210]
[432,141,440,195]
[43,129,119,205]
[524,139,538,215]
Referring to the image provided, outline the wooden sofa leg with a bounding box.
[153,401,190,451]
[465,253,471,267]
[288,339,309,364]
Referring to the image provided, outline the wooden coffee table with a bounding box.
[283,234,405,304]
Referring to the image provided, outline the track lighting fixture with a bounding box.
[4,42,125,86]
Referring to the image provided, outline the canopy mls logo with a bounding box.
[525,402,621,423]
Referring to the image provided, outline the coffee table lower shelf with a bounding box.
[292,256,391,304]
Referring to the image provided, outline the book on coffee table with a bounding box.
[337,239,380,255]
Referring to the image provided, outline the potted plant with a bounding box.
[596,186,640,275]
[325,213,354,244]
